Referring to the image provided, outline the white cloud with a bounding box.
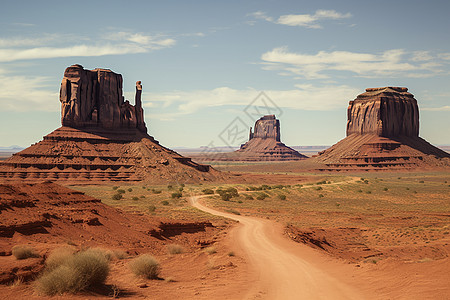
[0,68,59,112]
[0,31,176,62]
[0,44,148,62]
[106,31,176,48]
[144,85,359,120]
[411,51,433,62]
[248,9,352,29]
[247,11,274,22]
[421,106,450,111]
[261,47,444,79]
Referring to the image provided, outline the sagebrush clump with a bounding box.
[129,254,160,279]
[36,248,110,296]
[12,245,38,260]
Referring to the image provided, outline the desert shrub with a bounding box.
[419,180,424,183]
[216,187,239,201]
[36,248,109,296]
[227,251,235,257]
[180,183,185,187]
[366,191,372,194]
[117,189,126,194]
[127,188,133,192]
[45,247,76,270]
[111,193,122,200]
[272,185,285,189]
[132,197,139,200]
[112,186,119,190]
[129,254,160,279]
[151,189,162,194]
[260,184,271,190]
[140,195,145,198]
[167,244,184,255]
[278,194,286,200]
[171,192,182,198]
[12,245,38,260]
[315,186,323,191]
[220,193,232,201]
[178,187,184,192]
[204,246,217,255]
[244,194,254,200]
[148,205,156,212]
[104,249,127,260]
[316,180,327,185]
[383,188,388,191]
[202,188,214,195]
[256,193,268,200]
[318,194,324,198]
[357,189,363,193]
[161,200,169,206]
[364,180,369,184]
[167,185,173,190]
[226,209,241,215]
[237,200,243,203]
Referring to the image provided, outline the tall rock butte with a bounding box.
[202,115,306,161]
[315,87,450,170]
[0,65,221,183]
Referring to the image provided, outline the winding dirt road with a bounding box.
[191,196,366,300]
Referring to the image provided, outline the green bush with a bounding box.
[112,186,119,190]
[112,193,122,200]
[129,254,160,279]
[117,189,126,194]
[171,192,182,199]
[161,200,170,206]
[128,188,133,192]
[148,205,156,212]
[132,197,139,200]
[216,187,238,201]
[151,189,162,194]
[12,245,38,260]
[244,194,254,200]
[315,186,323,191]
[383,188,388,191]
[318,194,324,198]
[256,193,268,200]
[36,249,109,296]
[202,188,214,195]
[278,194,287,200]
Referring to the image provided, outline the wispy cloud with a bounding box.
[260,47,445,79]
[421,106,450,111]
[248,9,352,28]
[144,85,359,120]
[0,31,176,62]
[0,67,58,112]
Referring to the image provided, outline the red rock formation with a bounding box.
[346,87,419,137]
[60,64,146,132]
[201,115,307,161]
[0,65,220,183]
[315,87,450,170]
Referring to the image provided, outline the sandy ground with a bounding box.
[191,195,367,300]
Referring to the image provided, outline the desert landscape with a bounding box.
[1,2,450,300]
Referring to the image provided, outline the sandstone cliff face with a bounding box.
[232,115,306,161]
[250,115,281,141]
[60,64,146,132]
[346,87,419,138]
[315,87,449,170]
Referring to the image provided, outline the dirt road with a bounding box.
[191,196,366,300]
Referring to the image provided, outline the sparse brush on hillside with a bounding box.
[216,187,238,201]
[129,254,160,279]
[202,188,214,195]
[167,244,184,255]
[12,245,39,260]
[36,248,110,296]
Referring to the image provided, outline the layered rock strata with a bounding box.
[315,87,450,170]
[199,115,306,161]
[0,65,218,183]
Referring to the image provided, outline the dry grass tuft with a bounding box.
[12,245,39,260]
[129,254,160,279]
[167,244,184,255]
[36,248,109,296]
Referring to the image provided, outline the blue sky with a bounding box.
[1,0,449,149]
